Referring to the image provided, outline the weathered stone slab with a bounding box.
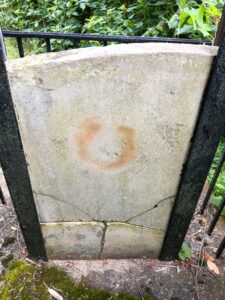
[41,222,104,259]
[102,222,164,258]
[126,195,175,231]
[7,43,217,258]
[41,221,164,259]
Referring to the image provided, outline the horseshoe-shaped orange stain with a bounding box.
[75,118,137,170]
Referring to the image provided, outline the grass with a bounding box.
[4,37,44,60]
[4,38,20,60]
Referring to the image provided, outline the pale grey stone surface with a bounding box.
[41,222,104,259]
[7,43,217,258]
[125,195,175,230]
[102,222,164,258]
[41,221,164,259]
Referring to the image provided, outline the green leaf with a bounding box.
[179,11,190,27]
[178,0,187,9]
[179,242,191,260]
[80,3,86,10]
[176,24,193,35]
[196,4,205,26]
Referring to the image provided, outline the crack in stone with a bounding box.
[99,221,107,259]
[121,222,165,233]
[33,191,92,219]
[106,221,165,233]
[125,195,175,223]
[33,191,174,231]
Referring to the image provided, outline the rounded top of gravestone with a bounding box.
[7,42,218,68]
[6,42,218,92]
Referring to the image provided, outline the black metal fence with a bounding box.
[200,143,225,258]
[2,30,211,58]
[1,27,225,260]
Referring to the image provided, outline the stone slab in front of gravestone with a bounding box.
[7,43,217,258]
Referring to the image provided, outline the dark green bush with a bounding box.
[0,0,224,54]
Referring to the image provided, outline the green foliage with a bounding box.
[0,260,154,299]
[0,0,224,54]
[179,242,191,260]
[168,0,223,39]
[207,136,225,216]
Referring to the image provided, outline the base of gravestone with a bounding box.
[1,168,225,299]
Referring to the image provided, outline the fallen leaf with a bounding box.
[207,261,220,275]
[203,252,215,262]
[201,215,207,226]
[48,288,63,300]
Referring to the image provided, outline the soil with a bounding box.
[0,167,225,300]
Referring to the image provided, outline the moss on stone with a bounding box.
[0,260,154,300]
[2,237,16,247]
[1,254,14,268]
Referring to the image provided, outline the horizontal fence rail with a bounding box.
[2,30,211,58]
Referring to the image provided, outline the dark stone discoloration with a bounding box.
[75,233,86,240]
[2,237,15,247]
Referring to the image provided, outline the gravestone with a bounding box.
[7,43,217,259]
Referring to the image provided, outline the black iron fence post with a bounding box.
[0,186,6,205]
[0,29,47,260]
[200,146,225,214]
[208,194,225,235]
[216,236,225,258]
[160,25,225,260]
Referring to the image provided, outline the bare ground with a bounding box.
[0,167,225,300]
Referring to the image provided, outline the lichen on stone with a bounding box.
[2,237,16,247]
[0,260,154,300]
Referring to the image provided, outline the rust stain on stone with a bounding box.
[77,118,102,162]
[76,118,136,170]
